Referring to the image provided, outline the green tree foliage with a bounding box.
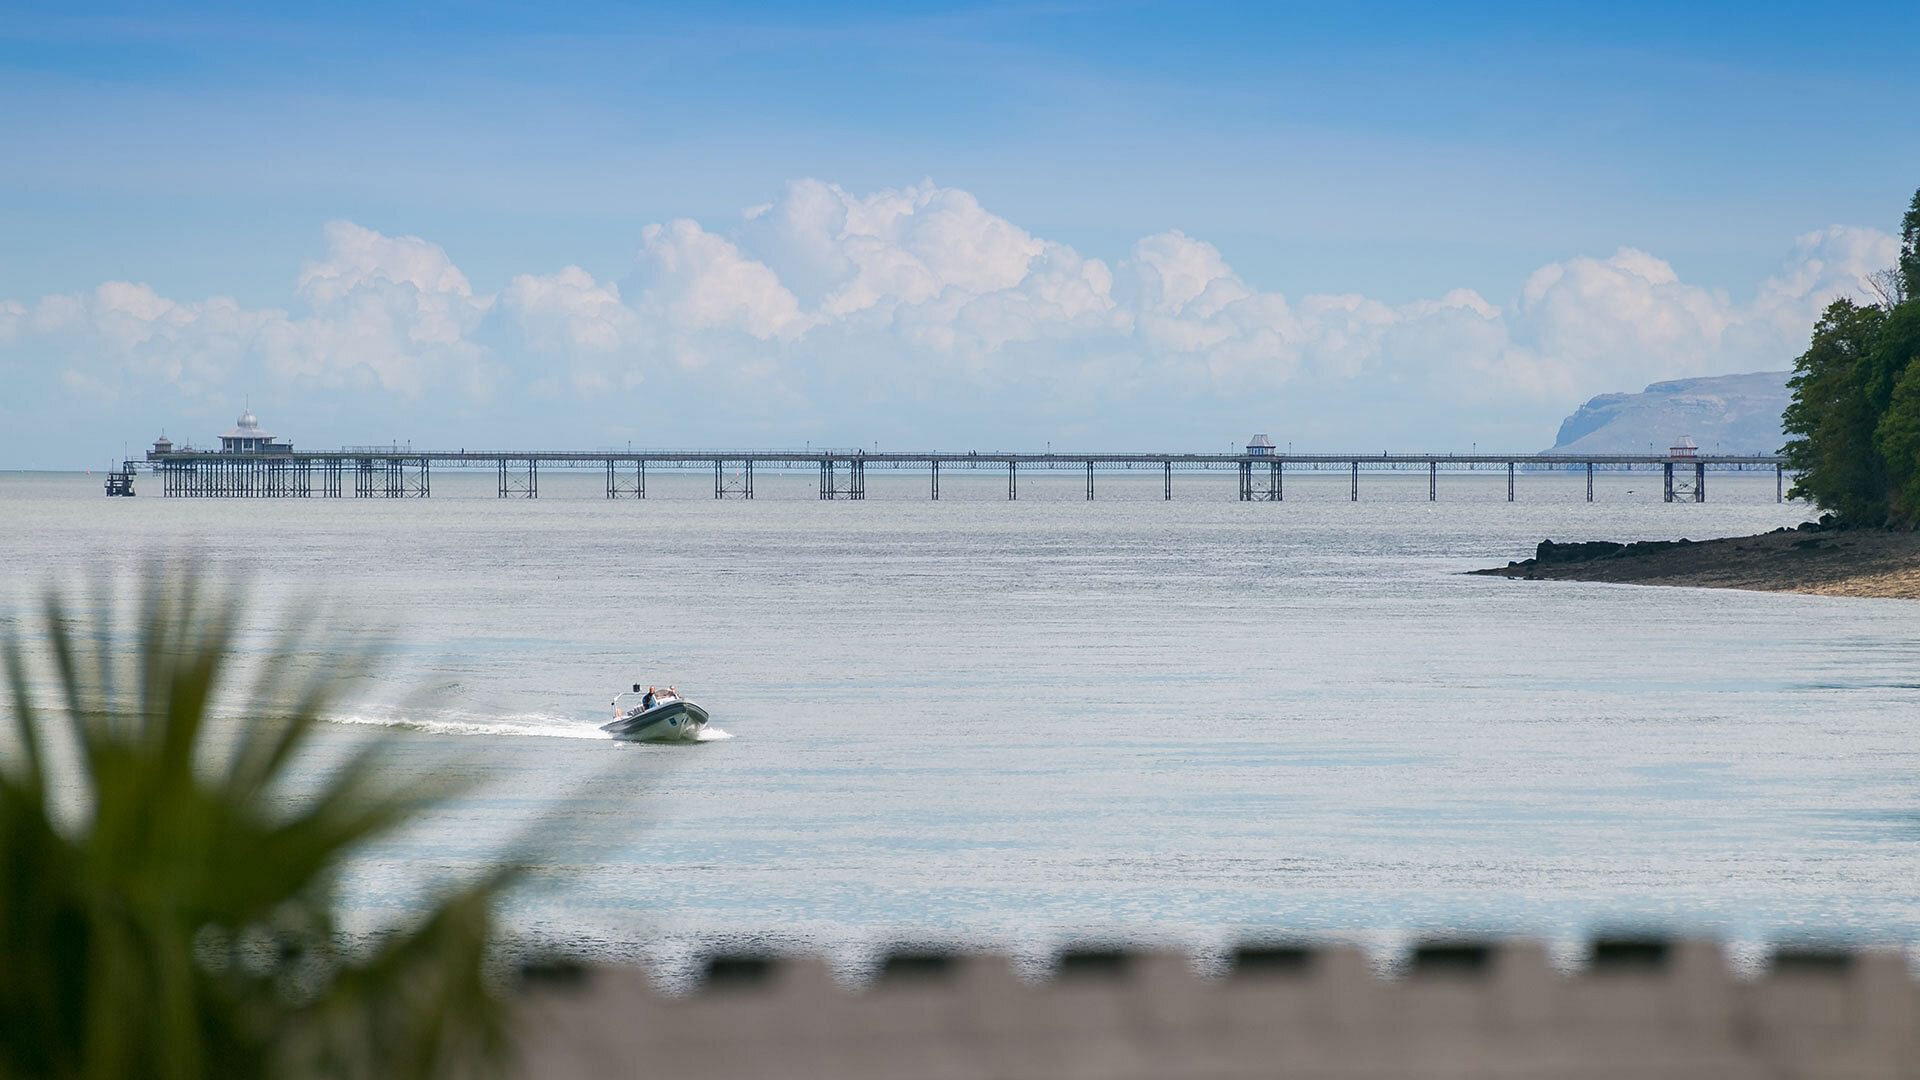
[1873,302,1920,524]
[1784,299,1890,520]
[1879,358,1920,523]
[1783,187,1920,528]
[1901,188,1920,299]
[0,576,515,1080]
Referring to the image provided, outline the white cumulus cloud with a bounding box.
[0,181,1898,448]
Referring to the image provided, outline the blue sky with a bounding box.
[3,1,1917,467]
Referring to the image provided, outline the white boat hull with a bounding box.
[601,699,709,742]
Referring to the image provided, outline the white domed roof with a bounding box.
[222,409,273,440]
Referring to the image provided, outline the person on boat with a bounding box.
[642,686,656,709]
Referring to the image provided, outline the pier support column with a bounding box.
[1008,461,1017,500]
[1275,460,1283,501]
[493,459,537,498]
[819,459,833,500]
[713,460,754,499]
[1663,462,1675,502]
[1268,461,1281,501]
[853,458,865,500]
[604,458,644,499]
[1429,460,1437,502]
[1777,463,1783,503]
[1507,462,1515,502]
[1164,461,1172,500]
[1086,460,1094,500]
[1237,461,1251,501]
[1586,462,1594,502]
[1694,461,1705,503]
[930,460,939,501]
[1350,461,1359,502]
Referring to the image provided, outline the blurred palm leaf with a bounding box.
[0,573,515,1080]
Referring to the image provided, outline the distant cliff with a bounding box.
[1549,371,1791,454]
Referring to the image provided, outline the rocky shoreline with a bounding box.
[1472,522,1920,599]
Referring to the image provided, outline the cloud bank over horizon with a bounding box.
[0,179,1897,464]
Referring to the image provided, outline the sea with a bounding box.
[4,467,1918,981]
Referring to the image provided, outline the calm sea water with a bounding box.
[5,468,1918,977]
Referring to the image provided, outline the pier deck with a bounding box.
[125,448,1790,503]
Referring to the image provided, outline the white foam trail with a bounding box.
[695,727,733,741]
[327,711,612,740]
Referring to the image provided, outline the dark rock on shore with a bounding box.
[1518,537,1698,568]
[1473,525,1920,599]
[1533,540,1624,563]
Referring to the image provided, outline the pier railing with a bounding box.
[123,448,1791,503]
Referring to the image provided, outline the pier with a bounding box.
[128,446,1789,503]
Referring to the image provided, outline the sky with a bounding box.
[3,1,1918,468]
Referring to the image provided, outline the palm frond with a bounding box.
[0,570,515,1080]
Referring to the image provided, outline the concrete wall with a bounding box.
[511,940,1919,1079]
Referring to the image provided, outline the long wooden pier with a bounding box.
[125,448,1790,503]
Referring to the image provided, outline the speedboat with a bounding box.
[602,685,710,742]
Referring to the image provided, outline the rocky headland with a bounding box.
[1473,522,1920,599]
[1549,371,1790,455]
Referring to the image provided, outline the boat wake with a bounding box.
[328,710,613,740]
[326,709,734,742]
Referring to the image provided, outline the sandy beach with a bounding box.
[1473,525,1920,599]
